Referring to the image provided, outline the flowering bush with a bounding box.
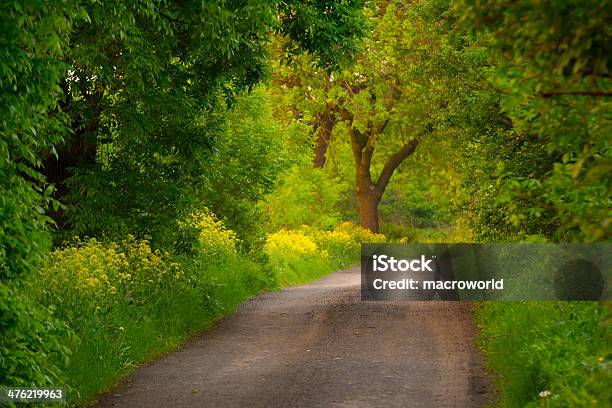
[264,229,328,285]
[333,222,387,243]
[265,222,387,286]
[265,229,319,257]
[38,237,182,316]
[301,222,387,261]
[176,210,238,257]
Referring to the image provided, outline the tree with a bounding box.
[272,1,460,232]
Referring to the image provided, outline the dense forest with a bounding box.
[1,0,610,406]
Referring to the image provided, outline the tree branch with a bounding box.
[376,138,419,194]
[360,118,390,170]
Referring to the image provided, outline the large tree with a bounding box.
[273,1,461,232]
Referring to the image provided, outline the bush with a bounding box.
[263,160,351,231]
[332,222,387,244]
[176,210,238,256]
[307,221,386,259]
[178,210,270,314]
[0,284,70,390]
[36,237,183,318]
[265,229,327,285]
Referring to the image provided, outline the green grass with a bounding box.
[62,290,215,401]
[475,302,611,408]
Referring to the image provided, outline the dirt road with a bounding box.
[95,266,492,408]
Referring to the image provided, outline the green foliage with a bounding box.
[262,107,358,230]
[476,302,611,407]
[0,1,75,279]
[457,0,611,84]
[277,0,368,70]
[0,283,70,389]
[447,0,612,242]
[55,0,366,244]
[264,158,351,230]
[0,0,76,392]
[379,160,454,231]
[60,0,277,244]
[203,90,294,252]
[1,0,367,268]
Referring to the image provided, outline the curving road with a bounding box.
[95,266,493,408]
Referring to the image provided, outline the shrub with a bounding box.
[302,222,385,262]
[176,209,238,256]
[186,211,237,253]
[0,284,70,390]
[265,229,320,258]
[310,229,356,261]
[177,210,271,310]
[333,222,387,244]
[37,237,183,319]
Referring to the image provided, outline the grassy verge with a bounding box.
[475,302,611,407]
[20,222,382,406]
[24,237,269,404]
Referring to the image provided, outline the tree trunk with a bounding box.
[344,109,419,235]
[312,105,336,168]
[42,79,104,228]
[43,135,97,228]
[358,190,381,233]
[313,129,330,168]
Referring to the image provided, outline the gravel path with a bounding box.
[94,266,493,408]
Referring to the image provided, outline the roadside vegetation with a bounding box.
[1,0,609,407]
[476,302,610,407]
[21,215,375,403]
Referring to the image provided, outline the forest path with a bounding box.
[94,266,493,408]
